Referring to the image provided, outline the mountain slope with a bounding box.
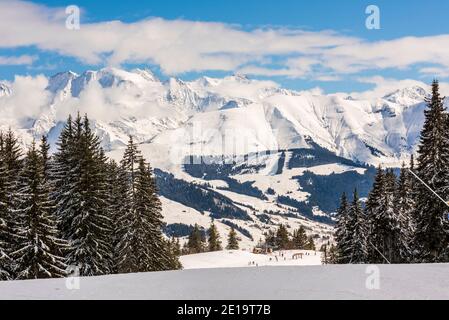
[0,68,432,246]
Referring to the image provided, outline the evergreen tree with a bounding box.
[12,142,66,279]
[120,135,142,193]
[170,237,182,257]
[165,237,183,270]
[264,229,277,249]
[105,160,129,273]
[0,136,12,279]
[327,244,339,264]
[348,189,368,263]
[226,228,239,250]
[381,169,401,263]
[364,166,385,263]
[53,114,112,276]
[334,192,351,263]
[275,224,290,250]
[305,236,316,251]
[187,224,204,254]
[0,129,23,278]
[413,80,449,262]
[292,225,308,250]
[39,135,51,181]
[207,221,222,251]
[394,163,414,262]
[116,156,177,272]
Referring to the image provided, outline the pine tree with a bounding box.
[275,224,290,250]
[365,166,385,263]
[264,229,277,249]
[327,244,339,264]
[136,159,176,271]
[348,189,368,263]
[394,163,414,262]
[226,228,239,250]
[335,192,351,263]
[0,132,13,280]
[0,129,23,279]
[53,114,112,276]
[166,237,183,270]
[115,142,178,272]
[292,225,308,250]
[305,236,316,251]
[12,142,66,279]
[187,224,204,254]
[105,160,129,273]
[120,135,142,192]
[413,80,449,262]
[39,135,51,181]
[207,221,222,252]
[382,169,401,263]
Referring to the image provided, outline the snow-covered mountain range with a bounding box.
[0,67,434,247]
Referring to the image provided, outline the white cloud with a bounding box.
[0,55,37,65]
[0,75,51,121]
[1,1,449,81]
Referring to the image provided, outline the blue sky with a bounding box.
[1,0,449,94]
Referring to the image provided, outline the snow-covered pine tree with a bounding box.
[413,80,449,262]
[334,192,352,263]
[394,163,414,262]
[364,166,385,263]
[226,228,239,250]
[53,114,112,276]
[51,115,74,236]
[12,142,66,279]
[0,132,13,280]
[114,136,142,272]
[0,129,23,279]
[382,169,401,263]
[348,189,368,263]
[39,135,51,181]
[105,159,129,273]
[207,221,222,251]
[135,158,177,271]
[116,153,179,272]
[120,135,142,192]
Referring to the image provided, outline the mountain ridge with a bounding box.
[0,68,434,245]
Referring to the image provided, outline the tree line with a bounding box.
[335,80,449,264]
[182,222,240,254]
[261,224,316,251]
[0,114,181,281]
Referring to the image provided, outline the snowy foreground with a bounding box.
[1,262,449,299]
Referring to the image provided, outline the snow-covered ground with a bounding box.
[180,250,321,269]
[1,264,449,299]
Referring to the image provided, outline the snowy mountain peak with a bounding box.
[47,71,78,93]
[383,86,428,104]
[0,67,435,167]
[228,73,251,83]
[131,68,160,82]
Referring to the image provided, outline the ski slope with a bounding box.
[1,264,449,299]
[180,250,321,269]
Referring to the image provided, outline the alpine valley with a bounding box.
[0,67,436,249]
